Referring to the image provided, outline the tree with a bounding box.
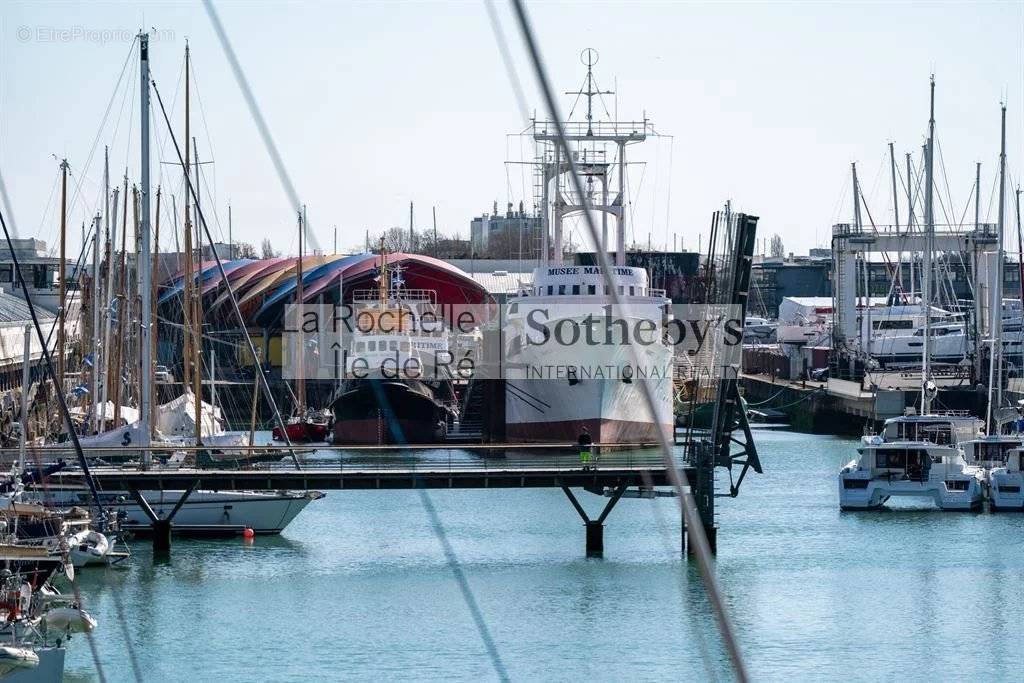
[260,238,280,259]
[380,226,415,253]
[234,241,257,259]
[769,234,785,258]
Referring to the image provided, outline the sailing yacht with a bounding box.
[31,39,320,536]
[838,76,984,510]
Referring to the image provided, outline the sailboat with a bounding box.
[838,77,984,510]
[957,104,1023,488]
[272,209,331,443]
[33,37,320,535]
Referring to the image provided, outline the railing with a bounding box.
[32,454,684,481]
[832,222,997,238]
[11,443,681,475]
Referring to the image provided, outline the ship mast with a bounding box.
[138,31,153,455]
[182,41,202,445]
[988,102,1008,429]
[538,49,634,269]
[182,43,193,402]
[921,76,935,414]
[57,158,68,391]
[296,208,305,415]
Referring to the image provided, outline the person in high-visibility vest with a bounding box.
[577,428,593,470]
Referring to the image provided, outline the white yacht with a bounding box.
[861,305,967,366]
[838,412,984,510]
[30,486,322,535]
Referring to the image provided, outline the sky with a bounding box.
[1,0,1022,262]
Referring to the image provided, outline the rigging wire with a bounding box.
[202,0,323,254]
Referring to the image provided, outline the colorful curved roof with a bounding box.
[158,252,492,328]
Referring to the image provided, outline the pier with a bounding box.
[38,449,697,556]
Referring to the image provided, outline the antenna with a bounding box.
[564,48,613,136]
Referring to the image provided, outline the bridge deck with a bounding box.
[49,458,690,492]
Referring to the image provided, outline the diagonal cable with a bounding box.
[201,0,322,253]
[502,1,749,679]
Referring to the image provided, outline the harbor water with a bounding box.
[67,429,1024,681]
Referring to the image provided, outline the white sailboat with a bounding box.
[34,37,317,536]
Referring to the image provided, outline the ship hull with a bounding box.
[506,377,673,445]
[332,379,451,445]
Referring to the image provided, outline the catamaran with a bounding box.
[838,77,984,510]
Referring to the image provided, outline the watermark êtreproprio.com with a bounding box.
[16,26,176,45]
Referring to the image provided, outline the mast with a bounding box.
[19,325,30,465]
[112,176,128,426]
[151,186,161,437]
[888,142,901,302]
[1017,185,1023,316]
[90,212,101,433]
[541,144,550,264]
[182,41,201,445]
[974,161,983,383]
[993,103,1008,415]
[192,136,204,442]
[96,147,110,433]
[182,42,193,397]
[852,163,867,352]
[906,152,916,301]
[228,203,233,259]
[296,209,305,415]
[409,201,414,252]
[616,140,626,266]
[57,159,68,391]
[922,77,935,414]
[100,184,118,431]
[138,31,153,455]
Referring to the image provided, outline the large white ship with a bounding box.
[502,50,673,445]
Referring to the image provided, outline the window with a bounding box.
[356,341,365,352]
[587,285,596,295]
[604,285,610,295]
[874,320,913,330]
[400,341,410,352]
[0,265,10,282]
[571,284,580,295]
[547,286,553,295]
[618,286,624,295]
[390,340,398,350]
[368,341,376,351]
[629,286,635,296]
[558,285,566,295]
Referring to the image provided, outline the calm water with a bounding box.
[65,430,1024,681]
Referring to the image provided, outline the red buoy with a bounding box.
[242,528,255,539]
